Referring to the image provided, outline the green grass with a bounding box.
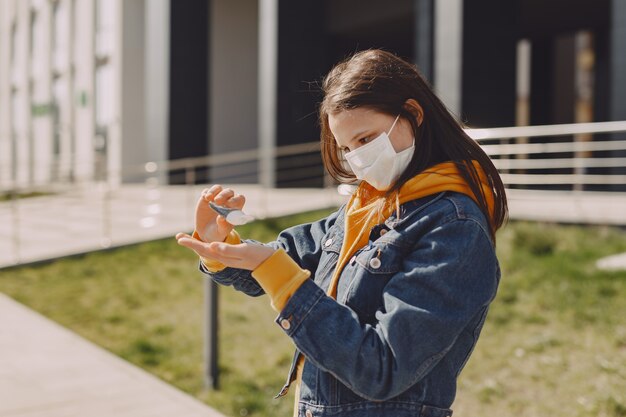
[1,211,626,417]
[0,190,52,201]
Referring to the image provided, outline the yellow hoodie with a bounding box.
[197,161,494,417]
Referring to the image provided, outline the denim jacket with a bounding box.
[199,191,501,417]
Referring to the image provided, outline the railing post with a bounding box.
[185,163,196,221]
[184,160,220,390]
[204,278,219,389]
[140,162,160,229]
[100,174,112,249]
[258,0,278,190]
[10,185,20,265]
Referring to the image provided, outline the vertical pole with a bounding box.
[10,184,20,265]
[610,0,626,123]
[609,0,626,191]
[414,0,433,82]
[515,39,531,183]
[0,1,12,189]
[100,176,112,248]
[145,0,169,186]
[204,278,219,389]
[434,0,463,117]
[574,32,594,191]
[258,0,277,189]
[185,163,196,224]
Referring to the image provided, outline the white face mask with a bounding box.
[344,114,415,191]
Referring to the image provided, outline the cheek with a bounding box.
[391,130,415,153]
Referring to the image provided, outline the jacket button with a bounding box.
[369,258,381,269]
[324,238,333,247]
[305,410,313,417]
[379,229,388,236]
[280,318,291,330]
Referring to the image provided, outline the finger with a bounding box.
[216,215,232,233]
[202,192,214,203]
[175,232,193,240]
[226,194,246,210]
[176,238,226,260]
[215,188,235,205]
[203,185,223,202]
[176,237,208,254]
[177,236,242,263]
[208,184,223,194]
[207,241,245,260]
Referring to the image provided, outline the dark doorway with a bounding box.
[168,0,210,184]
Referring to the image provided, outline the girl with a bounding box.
[176,49,507,417]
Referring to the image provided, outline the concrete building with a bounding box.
[0,0,169,190]
[1,0,625,191]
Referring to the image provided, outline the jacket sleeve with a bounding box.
[273,217,500,401]
[198,205,344,297]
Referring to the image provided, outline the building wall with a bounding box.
[0,0,102,190]
[119,0,146,183]
[0,0,170,190]
[116,0,170,185]
[73,0,96,183]
[1,1,27,188]
[0,0,12,187]
[31,0,53,186]
[1,0,624,192]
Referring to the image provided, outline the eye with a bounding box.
[358,137,371,145]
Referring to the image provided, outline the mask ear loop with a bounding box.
[387,114,401,137]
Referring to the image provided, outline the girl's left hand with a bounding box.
[175,233,276,271]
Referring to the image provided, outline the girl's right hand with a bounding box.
[194,185,246,243]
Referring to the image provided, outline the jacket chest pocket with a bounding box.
[337,242,403,323]
[314,226,342,291]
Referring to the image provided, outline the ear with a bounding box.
[403,99,424,127]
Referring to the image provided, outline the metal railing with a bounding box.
[466,121,626,190]
[1,119,624,276]
[3,119,625,192]
[2,119,625,223]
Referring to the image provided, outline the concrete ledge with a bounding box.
[597,252,626,271]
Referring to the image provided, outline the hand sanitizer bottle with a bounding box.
[208,201,255,226]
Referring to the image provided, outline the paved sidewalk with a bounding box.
[505,189,626,226]
[0,292,225,417]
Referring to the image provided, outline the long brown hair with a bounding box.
[319,49,508,241]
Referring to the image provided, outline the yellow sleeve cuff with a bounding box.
[193,229,242,273]
[251,248,310,312]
